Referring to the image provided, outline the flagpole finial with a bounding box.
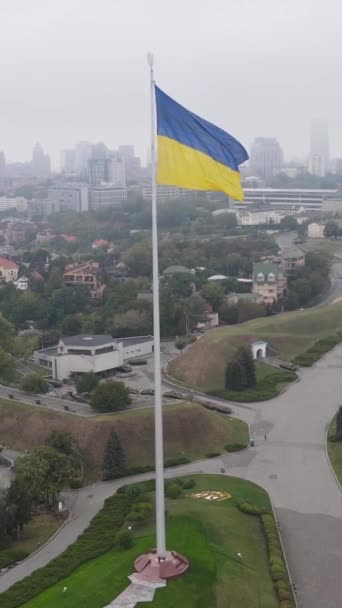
[147,52,154,69]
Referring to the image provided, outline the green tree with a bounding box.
[20,373,49,394]
[0,349,16,383]
[225,358,245,391]
[123,240,152,277]
[103,430,127,480]
[237,347,256,388]
[61,315,83,336]
[15,446,70,507]
[76,372,99,394]
[91,381,131,413]
[46,430,83,479]
[324,220,340,239]
[336,406,342,441]
[201,281,225,311]
[5,477,33,539]
[279,215,298,231]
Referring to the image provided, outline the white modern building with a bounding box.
[0,196,28,212]
[34,334,153,381]
[308,222,325,239]
[48,184,89,213]
[233,188,338,212]
[90,185,127,209]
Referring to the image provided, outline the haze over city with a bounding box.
[1,0,342,167]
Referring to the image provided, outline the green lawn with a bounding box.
[327,416,342,484]
[0,513,63,569]
[207,361,297,402]
[169,302,342,391]
[21,475,280,608]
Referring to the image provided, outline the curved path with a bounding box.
[2,349,342,608]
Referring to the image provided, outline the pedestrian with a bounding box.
[264,433,267,441]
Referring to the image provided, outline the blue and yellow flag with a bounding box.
[155,86,248,201]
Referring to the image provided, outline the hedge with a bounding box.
[0,494,130,608]
[261,513,295,607]
[293,334,341,367]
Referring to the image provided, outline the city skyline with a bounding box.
[1,1,342,167]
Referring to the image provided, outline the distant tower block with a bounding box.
[251,340,267,360]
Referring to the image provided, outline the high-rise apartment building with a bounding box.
[88,154,126,188]
[310,119,329,176]
[75,141,91,175]
[250,138,283,180]
[61,150,76,174]
[32,143,51,178]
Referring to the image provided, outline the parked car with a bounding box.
[163,390,184,399]
[140,388,155,395]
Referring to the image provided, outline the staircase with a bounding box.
[104,582,156,607]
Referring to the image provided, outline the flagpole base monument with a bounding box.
[132,550,189,584]
[131,53,190,587]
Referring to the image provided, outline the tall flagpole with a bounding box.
[148,51,166,558]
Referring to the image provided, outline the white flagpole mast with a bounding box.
[148,51,166,558]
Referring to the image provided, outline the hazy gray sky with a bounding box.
[1,0,341,167]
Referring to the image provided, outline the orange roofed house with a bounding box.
[0,257,19,283]
[63,261,105,298]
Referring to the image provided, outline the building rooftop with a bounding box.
[0,256,18,269]
[61,334,113,347]
[253,262,281,277]
[163,265,193,275]
[120,335,153,346]
[281,245,305,259]
[208,274,228,281]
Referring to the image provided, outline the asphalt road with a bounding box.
[1,347,342,607]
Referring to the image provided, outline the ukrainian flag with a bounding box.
[155,86,248,201]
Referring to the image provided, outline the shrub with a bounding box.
[165,483,181,499]
[76,372,99,394]
[115,529,134,550]
[205,451,221,458]
[164,455,191,467]
[224,442,246,452]
[174,478,184,486]
[182,479,196,490]
[260,514,294,606]
[20,373,49,394]
[125,484,142,499]
[238,502,265,516]
[126,510,146,523]
[90,380,131,412]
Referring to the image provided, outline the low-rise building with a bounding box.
[281,246,305,276]
[252,262,286,304]
[14,276,28,291]
[0,257,19,283]
[34,334,153,381]
[92,239,109,249]
[63,260,104,298]
[308,222,325,238]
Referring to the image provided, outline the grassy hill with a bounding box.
[0,400,248,479]
[169,302,342,391]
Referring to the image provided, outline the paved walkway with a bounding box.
[2,347,342,607]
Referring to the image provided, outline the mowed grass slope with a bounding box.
[21,475,279,608]
[0,400,248,478]
[169,302,342,390]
